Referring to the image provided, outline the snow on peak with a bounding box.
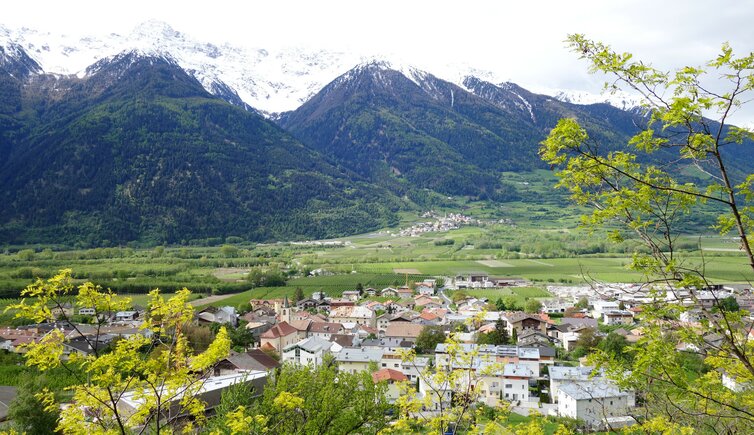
[0,21,647,115]
[548,88,644,110]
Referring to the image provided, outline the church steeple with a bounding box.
[280,295,292,323]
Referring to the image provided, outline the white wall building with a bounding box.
[557,380,635,429]
[282,336,339,367]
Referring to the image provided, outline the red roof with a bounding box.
[372,368,408,383]
[419,311,438,321]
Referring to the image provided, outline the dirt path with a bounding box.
[191,293,238,307]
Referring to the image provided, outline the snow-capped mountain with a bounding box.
[545,88,644,111]
[0,20,643,116]
[0,21,372,115]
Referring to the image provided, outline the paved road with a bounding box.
[439,287,453,311]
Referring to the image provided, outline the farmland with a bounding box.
[0,169,750,314]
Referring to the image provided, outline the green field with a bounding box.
[0,170,749,316]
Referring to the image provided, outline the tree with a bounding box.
[717,295,740,312]
[524,299,543,314]
[574,297,589,310]
[16,249,35,261]
[7,374,61,434]
[597,332,632,363]
[219,244,239,258]
[541,35,754,432]
[477,318,509,345]
[415,325,447,354]
[495,297,507,312]
[293,286,305,304]
[9,269,231,434]
[211,363,390,434]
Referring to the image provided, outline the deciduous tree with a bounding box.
[8,269,231,434]
[541,35,754,432]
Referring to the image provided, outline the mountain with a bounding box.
[0,48,401,246]
[279,62,649,201]
[0,22,642,117]
[0,21,369,116]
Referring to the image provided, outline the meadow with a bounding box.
[0,168,749,315]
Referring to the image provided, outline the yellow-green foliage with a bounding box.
[7,270,231,434]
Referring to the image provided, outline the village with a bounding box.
[1,274,751,431]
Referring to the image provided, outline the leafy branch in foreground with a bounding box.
[541,35,754,432]
[7,269,230,434]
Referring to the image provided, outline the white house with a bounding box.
[557,380,635,429]
[540,299,572,314]
[476,363,536,406]
[591,300,620,319]
[549,366,598,402]
[415,285,435,296]
[282,336,340,367]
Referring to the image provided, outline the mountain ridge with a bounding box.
[0,21,642,116]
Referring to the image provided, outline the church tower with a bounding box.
[280,295,292,323]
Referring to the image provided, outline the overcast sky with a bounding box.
[5,0,754,121]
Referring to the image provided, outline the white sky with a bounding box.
[4,0,754,121]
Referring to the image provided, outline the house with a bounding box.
[517,329,554,347]
[396,299,416,311]
[396,288,414,300]
[415,285,435,296]
[416,311,441,326]
[78,307,97,316]
[384,323,425,345]
[329,306,376,328]
[197,306,237,327]
[414,295,442,310]
[602,310,634,326]
[477,363,536,405]
[419,377,452,411]
[400,356,430,383]
[365,287,377,297]
[560,326,594,352]
[62,334,117,359]
[214,349,281,376]
[540,298,573,314]
[342,290,361,302]
[259,321,299,354]
[372,368,408,403]
[118,371,269,419]
[328,299,355,309]
[307,321,345,339]
[282,336,340,367]
[502,312,548,336]
[296,298,320,310]
[549,366,600,402]
[557,380,635,429]
[336,347,384,374]
[591,300,620,319]
[381,288,399,298]
[114,311,139,322]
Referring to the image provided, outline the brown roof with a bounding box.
[329,334,356,347]
[290,319,312,332]
[372,368,408,383]
[385,323,424,339]
[419,312,438,321]
[260,321,297,339]
[222,350,281,371]
[505,312,546,324]
[309,322,345,334]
